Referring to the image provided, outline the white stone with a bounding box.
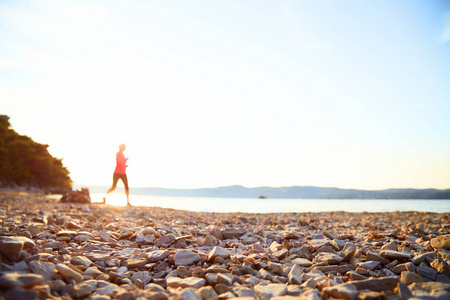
[358,260,380,270]
[180,288,201,300]
[314,252,343,264]
[96,283,121,296]
[288,264,303,285]
[157,234,176,247]
[56,263,83,282]
[174,250,201,266]
[99,231,115,242]
[131,271,151,286]
[29,260,56,282]
[83,267,103,278]
[141,227,157,235]
[71,256,93,268]
[323,283,357,300]
[144,234,155,243]
[167,277,206,289]
[292,258,313,267]
[74,235,91,242]
[135,234,145,243]
[147,249,170,262]
[254,283,287,300]
[13,261,30,273]
[380,250,413,260]
[207,246,230,261]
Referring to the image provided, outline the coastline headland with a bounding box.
[0,190,449,299]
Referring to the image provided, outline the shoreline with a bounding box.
[0,190,449,299]
[81,185,450,200]
[89,191,450,214]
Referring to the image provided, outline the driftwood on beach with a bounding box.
[0,190,449,299]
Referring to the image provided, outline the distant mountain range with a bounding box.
[83,185,450,199]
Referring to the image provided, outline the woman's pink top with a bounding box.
[114,152,128,174]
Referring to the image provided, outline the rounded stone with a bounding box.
[431,235,450,250]
[174,250,201,266]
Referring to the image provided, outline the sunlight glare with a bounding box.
[90,193,128,206]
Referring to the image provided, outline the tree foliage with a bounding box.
[0,115,72,192]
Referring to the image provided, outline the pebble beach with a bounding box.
[0,190,449,300]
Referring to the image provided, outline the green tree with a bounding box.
[0,115,72,192]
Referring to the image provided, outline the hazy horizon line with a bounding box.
[74,183,450,191]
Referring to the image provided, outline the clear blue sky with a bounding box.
[1,0,449,189]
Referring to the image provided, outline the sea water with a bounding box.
[90,192,450,213]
